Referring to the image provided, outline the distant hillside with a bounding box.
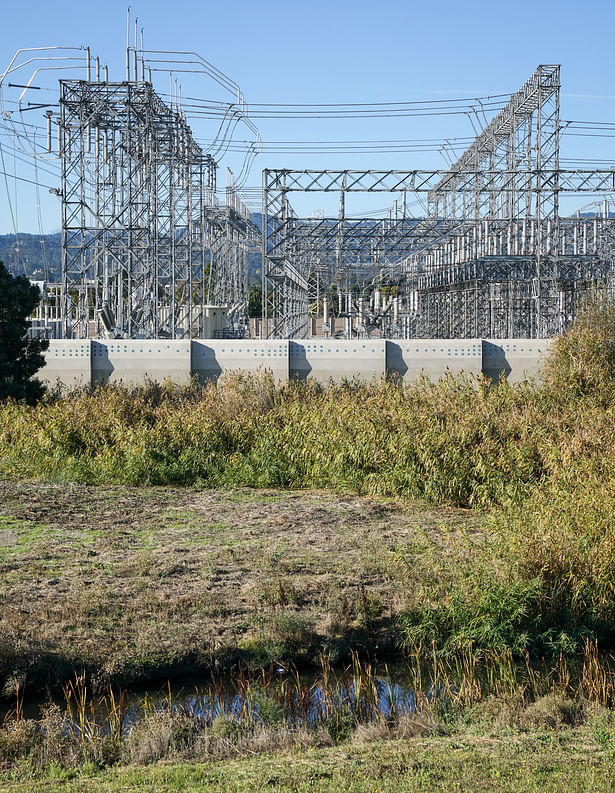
[0,230,262,285]
[0,233,62,280]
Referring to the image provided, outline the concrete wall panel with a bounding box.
[36,338,557,390]
[92,341,192,386]
[387,340,482,384]
[290,340,386,383]
[191,340,289,383]
[40,340,92,389]
[482,339,554,383]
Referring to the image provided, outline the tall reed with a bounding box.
[3,646,614,772]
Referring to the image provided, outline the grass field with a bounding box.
[2,300,615,786]
[0,481,475,692]
[3,301,615,660]
[1,728,615,792]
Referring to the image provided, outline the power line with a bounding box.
[0,166,57,190]
[170,91,512,108]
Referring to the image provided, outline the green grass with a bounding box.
[0,515,57,561]
[1,731,614,792]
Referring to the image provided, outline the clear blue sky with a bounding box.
[1,0,614,233]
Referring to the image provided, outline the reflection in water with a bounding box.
[2,656,424,734]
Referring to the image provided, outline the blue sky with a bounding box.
[0,0,614,232]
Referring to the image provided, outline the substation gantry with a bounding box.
[262,65,615,339]
[60,78,260,339]
[0,40,262,340]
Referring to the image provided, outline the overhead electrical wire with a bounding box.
[183,107,508,120]
[3,52,615,237]
[0,137,22,271]
[32,130,50,279]
[198,143,472,155]
[0,166,57,190]
[159,90,510,121]
[243,93,513,106]
[168,92,510,113]
[0,137,61,181]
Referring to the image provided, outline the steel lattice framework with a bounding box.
[262,65,615,339]
[60,79,256,338]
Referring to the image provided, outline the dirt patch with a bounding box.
[0,481,474,694]
[0,531,14,547]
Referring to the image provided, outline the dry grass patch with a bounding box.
[0,481,474,692]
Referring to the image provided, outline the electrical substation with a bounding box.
[262,66,615,340]
[1,30,262,342]
[1,35,615,383]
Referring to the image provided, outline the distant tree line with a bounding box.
[0,233,262,285]
[0,233,62,281]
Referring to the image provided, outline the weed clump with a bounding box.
[518,693,583,729]
[542,293,615,400]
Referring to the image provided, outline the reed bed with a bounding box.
[0,371,550,507]
[1,645,615,773]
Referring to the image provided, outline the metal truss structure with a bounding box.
[60,79,258,339]
[404,213,615,338]
[263,65,615,339]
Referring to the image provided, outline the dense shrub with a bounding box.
[0,372,548,507]
[399,302,615,656]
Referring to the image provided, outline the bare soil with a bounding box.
[0,481,472,695]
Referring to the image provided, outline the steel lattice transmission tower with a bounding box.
[60,78,256,339]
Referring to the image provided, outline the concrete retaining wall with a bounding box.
[92,341,192,386]
[39,340,91,389]
[290,340,386,383]
[191,340,289,383]
[482,339,554,384]
[38,338,554,387]
[386,340,482,384]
